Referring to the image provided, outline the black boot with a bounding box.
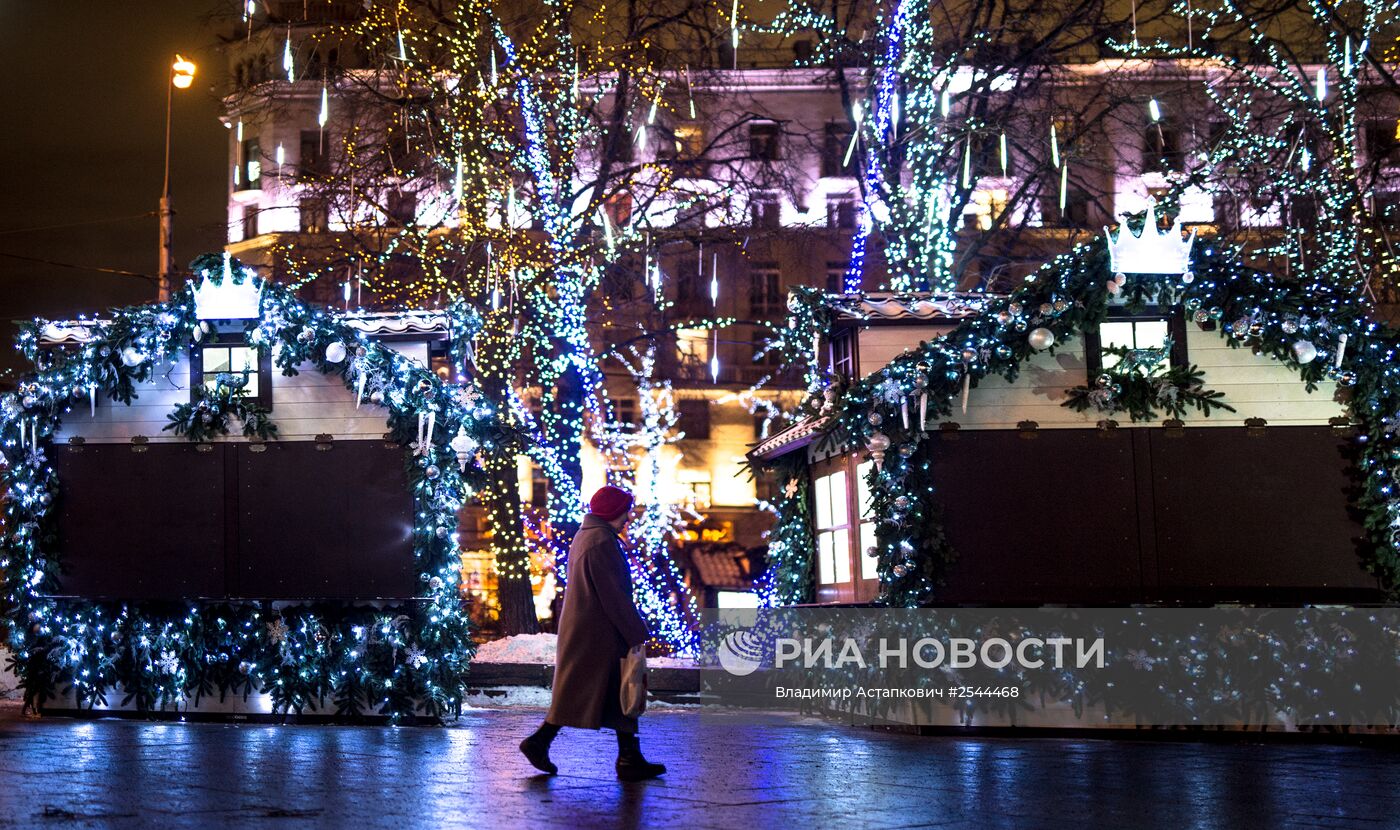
[520,722,560,774]
[615,731,666,781]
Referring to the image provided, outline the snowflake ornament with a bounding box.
[156,650,180,675]
[266,618,290,645]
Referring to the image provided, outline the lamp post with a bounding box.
[159,54,197,302]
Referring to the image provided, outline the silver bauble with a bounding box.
[1292,340,1318,364]
[324,341,347,363]
[1027,327,1056,350]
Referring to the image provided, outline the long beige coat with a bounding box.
[547,514,650,732]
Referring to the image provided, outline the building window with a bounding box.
[681,478,712,508]
[604,192,633,228]
[664,123,708,178]
[674,259,706,309]
[675,327,710,377]
[615,397,637,426]
[813,468,852,585]
[242,205,259,240]
[612,121,636,164]
[240,138,262,190]
[1375,190,1400,231]
[971,133,1002,177]
[830,330,855,378]
[1085,307,1188,380]
[826,260,850,293]
[1366,121,1400,168]
[1212,191,1241,232]
[748,262,782,319]
[753,410,775,440]
[1040,183,1090,227]
[821,121,855,177]
[855,460,878,581]
[753,330,781,367]
[386,191,417,226]
[300,197,328,233]
[826,194,858,229]
[299,130,328,177]
[677,399,711,440]
[748,120,781,161]
[750,193,780,228]
[1289,195,1320,227]
[191,342,271,407]
[1143,122,1183,173]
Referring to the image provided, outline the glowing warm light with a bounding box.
[172,55,196,89]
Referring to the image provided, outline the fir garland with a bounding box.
[1062,342,1235,422]
[164,380,278,442]
[753,452,817,607]
[1,254,516,720]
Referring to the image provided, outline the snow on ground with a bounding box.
[473,633,559,664]
[473,633,698,668]
[0,648,18,700]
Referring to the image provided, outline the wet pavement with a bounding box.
[0,702,1397,829]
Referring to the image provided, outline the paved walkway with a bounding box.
[0,702,1396,829]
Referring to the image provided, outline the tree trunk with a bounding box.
[478,328,539,636]
[552,363,586,583]
[483,448,539,636]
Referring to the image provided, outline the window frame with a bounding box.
[677,398,711,440]
[241,205,259,241]
[241,137,263,190]
[747,120,782,161]
[189,334,273,409]
[811,465,852,587]
[1083,305,1188,382]
[748,262,783,319]
[821,120,856,177]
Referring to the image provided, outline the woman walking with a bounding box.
[519,485,666,781]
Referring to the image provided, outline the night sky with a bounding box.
[0,3,229,377]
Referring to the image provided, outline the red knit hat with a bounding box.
[589,485,634,521]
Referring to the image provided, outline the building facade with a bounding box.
[214,2,1399,609]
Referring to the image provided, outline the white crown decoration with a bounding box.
[193,252,264,320]
[1104,202,1196,276]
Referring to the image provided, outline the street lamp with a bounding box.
[159,54,196,302]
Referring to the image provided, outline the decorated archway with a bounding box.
[766,230,1394,608]
[1,254,515,720]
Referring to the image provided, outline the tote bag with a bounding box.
[619,644,648,717]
